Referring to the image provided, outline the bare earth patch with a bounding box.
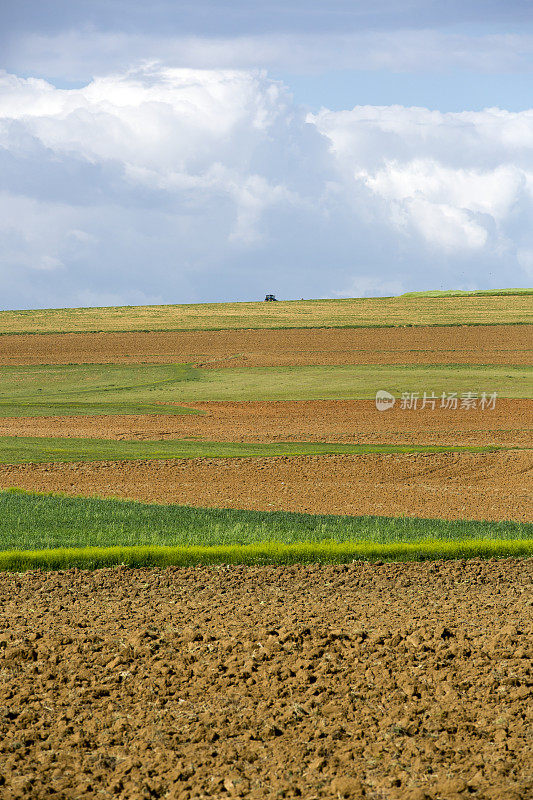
[0,561,531,800]
[0,450,531,522]
[0,325,530,366]
[1,399,531,449]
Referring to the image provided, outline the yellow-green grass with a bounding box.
[1,293,532,334]
[0,490,530,569]
[0,402,200,417]
[0,490,533,571]
[1,540,531,571]
[0,363,530,417]
[163,364,531,402]
[0,436,499,465]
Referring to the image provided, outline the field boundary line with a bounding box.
[1,539,532,570]
[0,437,508,465]
[1,321,532,336]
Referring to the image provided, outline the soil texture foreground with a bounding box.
[0,560,531,800]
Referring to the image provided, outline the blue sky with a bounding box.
[3,1,532,35]
[0,1,532,307]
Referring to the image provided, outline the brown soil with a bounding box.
[1,560,531,800]
[1,450,531,521]
[0,325,530,366]
[2,399,531,449]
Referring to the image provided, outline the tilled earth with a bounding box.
[1,399,531,449]
[1,450,531,522]
[0,560,531,800]
[0,325,529,366]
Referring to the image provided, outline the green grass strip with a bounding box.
[1,363,530,409]
[0,402,200,418]
[1,490,530,553]
[0,363,202,416]
[0,436,500,465]
[1,538,531,571]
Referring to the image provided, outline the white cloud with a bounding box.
[394,200,489,251]
[311,104,533,255]
[0,67,287,169]
[355,161,524,219]
[351,160,527,250]
[0,67,305,249]
[0,66,532,308]
[310,105,533,167]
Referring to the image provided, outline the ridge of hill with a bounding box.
[1,291,532,334]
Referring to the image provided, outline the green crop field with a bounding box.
[0,363,201,416]
[160,364,531,402]
[0,401,199,417]
[0,490,530,569]
[0,291,530,570]
[0,362,530,417]
[1,291,532,334]
[0,436,498,465]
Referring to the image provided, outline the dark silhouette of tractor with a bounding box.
[264,294,277,301]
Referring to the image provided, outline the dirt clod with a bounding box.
[0,560,531,799]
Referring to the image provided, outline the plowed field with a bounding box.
[2,399,531,449]
[0,325,530,366]
[1,450,531,521]
[1,560,531,800]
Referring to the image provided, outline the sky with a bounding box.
[1,1,532,308]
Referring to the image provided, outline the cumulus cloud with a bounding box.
[0,66,532,308]
[312,105,533,254]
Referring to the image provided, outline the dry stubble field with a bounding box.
[1,293,531,334]
[0,298,532,799]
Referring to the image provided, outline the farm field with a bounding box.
[1,560,531,799]
[0,292,532,800]
[1,450,531,522]
[0,293,531,533]
[0,323,530,366]
[0,293,531,544]
[1,291,532,334]
[1,490,530,571]
[0,437,493,464]
[0,363,529,418]
[3,490,530,552]
[3,398,531,448]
